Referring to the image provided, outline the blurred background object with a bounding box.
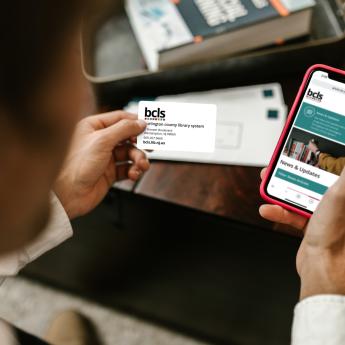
[83,0,345,99]
[125,0,315,71]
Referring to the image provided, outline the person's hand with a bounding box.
[296,167,345,299]
[54,111,150,219]
[260,167,345,300]
[308,140,319,154]
[259,168,308,230]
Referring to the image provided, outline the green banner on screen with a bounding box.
[275,168,328,195]
[295,103,345,144]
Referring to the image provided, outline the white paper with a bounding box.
[126,83,287,167]
[137,101,217,153]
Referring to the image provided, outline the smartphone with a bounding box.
[260,64,345,218]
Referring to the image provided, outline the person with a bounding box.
[2,1,345,345]
[260,166,345,345]
[308,139,345,175]
[0,1,150,344]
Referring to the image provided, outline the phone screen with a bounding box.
[266,68,345,214]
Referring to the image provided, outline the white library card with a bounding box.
[126,83,286,166]
[137,101,217,152]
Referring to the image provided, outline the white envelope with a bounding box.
[126,83,287,167]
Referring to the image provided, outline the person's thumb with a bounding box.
[331,166,345,190]
[100,118,146,149]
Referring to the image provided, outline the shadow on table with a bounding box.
[23,190,301,345]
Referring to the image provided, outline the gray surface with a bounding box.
[0,276,210,345]
[94,13,145,78]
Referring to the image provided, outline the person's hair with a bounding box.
[0,1,88,129]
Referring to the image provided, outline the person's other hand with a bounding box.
[54,111,150,219]
[296,167,345,299]
[259,168,308,230]
[260,167,345,300]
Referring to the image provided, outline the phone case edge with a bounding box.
[260,64,345,219]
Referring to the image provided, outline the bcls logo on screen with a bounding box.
[306,89,323,102]
[144,107,166,121]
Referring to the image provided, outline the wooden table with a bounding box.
[114,76,304,237]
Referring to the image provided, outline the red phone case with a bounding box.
[260,64,345,218]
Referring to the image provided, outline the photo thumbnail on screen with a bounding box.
[267,70,345,212]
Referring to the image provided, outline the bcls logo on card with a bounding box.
[306,89,323,102]
[144,107,166,121]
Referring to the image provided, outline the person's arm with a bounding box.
[0,194,73,343]
[259,167,345,345]
[0,110,149,284]
[0,193,72,284]
[292,295,345,345]
[0,319,18,345]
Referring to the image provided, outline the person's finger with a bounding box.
[127,153,150,180]
[101,118,146,149]
[334,165,345,188]
[88,111,138,129]
[113,146,149,182]
[126,156,150,181]
[259,204,307,230]
[260,168,268,180]
[128,166,143,181]
[128,147,147,165]
[136,158,150,172]
[114,144,147,164]
[115,163,147,182]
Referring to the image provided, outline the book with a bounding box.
[301,147,310,163]
[289,140,305,161]
[125,0,315,71]
[289,141,296,159]
[299,145,307,162]
[284,138,292,156]
[297,142,305,161]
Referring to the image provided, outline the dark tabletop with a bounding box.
[90,0,345,239]
[113,77,304,237]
